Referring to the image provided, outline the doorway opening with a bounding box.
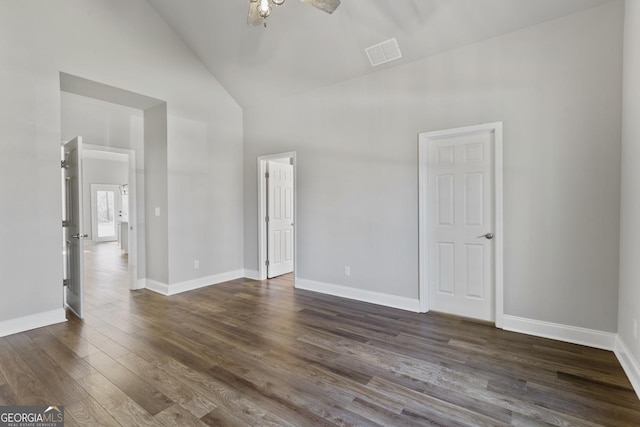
[257,152,297,281]
[85,151,132,315]
[91,184,124,243]
[418,122,504,327]
[61,140,139,318]
[60,72,167,318]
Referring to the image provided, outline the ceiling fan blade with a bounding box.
[247,1,263,26]
[301,0,341,14]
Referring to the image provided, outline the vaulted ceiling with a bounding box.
[147,0,611,108]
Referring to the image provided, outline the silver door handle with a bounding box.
[478,233,494,240]
[72,234,88,239]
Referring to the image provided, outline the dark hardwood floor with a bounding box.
[1,242,639,426]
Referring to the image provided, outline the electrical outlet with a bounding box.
[194,260,199,270]
[344,266,351,276]
[154,207,161,216]
[634,318,638,340]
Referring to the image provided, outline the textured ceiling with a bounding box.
[147,0,611,108]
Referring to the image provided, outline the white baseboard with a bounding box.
[243,269,261,281]
[295,278,421,312]
[615,336,640,399]
[145,270,245,296]
[0,308,67,338]
[133,278,146,290]
[145,279,169,295]
[502,315,616,351]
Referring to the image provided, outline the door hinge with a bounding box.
[265,260,270,267]
[265,216,269,223]
[62,220,69,227]
[63,279,69,287]
[61,160,69,169]
[265,172,269,179]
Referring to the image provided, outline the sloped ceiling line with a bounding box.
[147,0,611,108]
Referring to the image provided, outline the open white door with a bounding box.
[267,160,294,278]
[63,137,85,318]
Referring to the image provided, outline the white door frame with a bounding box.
[257,152,297,281]
[85,144,141,290]
[418,122,504,327]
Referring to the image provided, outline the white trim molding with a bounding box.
[502,315,616,351]
[145,270,245,296]
[295,278,420,312]
[0,309,67,338]
[134,278,146,290]
[243,269,261,281]
[84,143,139,291]
[257,152,297,281]
[615,336,640,399]
[145,279,169,295]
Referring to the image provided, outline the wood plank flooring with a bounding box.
[1,242,639,426]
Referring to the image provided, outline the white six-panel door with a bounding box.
[267,160,294,278]
[421,125,500,322]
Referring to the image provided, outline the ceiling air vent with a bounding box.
[365,38,403,67]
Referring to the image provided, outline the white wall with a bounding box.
[61,92,144,149]
[81,158,128,241]
[244,2,624,331]
[0,0,243,323]
[145,103,169,284]
[619,0,640,364]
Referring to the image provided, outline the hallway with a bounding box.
[82,242,129,313]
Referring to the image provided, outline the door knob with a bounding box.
[72,234,88,239]
[478,232,494,240]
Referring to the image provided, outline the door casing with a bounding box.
[84,144,140,290]
[257,152,297,281]
[418,122,504,328]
